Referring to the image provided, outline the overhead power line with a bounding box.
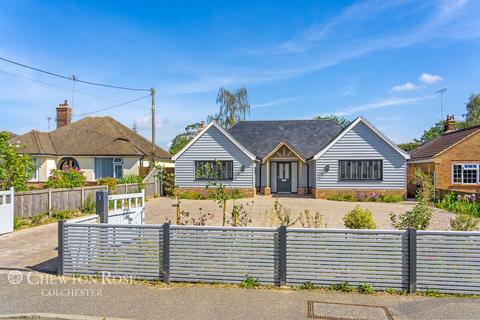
[73,94,151,117]
[0,68,150,110]
[0,56,150,92]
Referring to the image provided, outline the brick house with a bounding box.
[408,116,480,197]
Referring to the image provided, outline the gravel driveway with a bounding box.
[145,195,454,230]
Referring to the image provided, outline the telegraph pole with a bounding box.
[436,88,447,120]
[150,87,156,164]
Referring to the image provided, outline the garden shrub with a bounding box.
[97,177,117,191]
[327,192,402,203]
[450,214,479,231]
[45,168,86,188]
[390,203,432,230]
[299,281,315,290]
[81,196,96,214]
[343,205,376,229]
[118,174,145,192]
[297,209,326,228]
[267,199,296,227]
[437,192,480,217]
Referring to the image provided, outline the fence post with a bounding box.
[57,220,65,276]
[408,228,417,294]
[96,190,109,223]
[279,225,287,287]
[48,188,52,217]
[162,223,171,283]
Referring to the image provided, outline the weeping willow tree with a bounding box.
[208,87,250,128]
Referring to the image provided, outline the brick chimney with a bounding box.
[444,114,456,133]
[56,100,71,129]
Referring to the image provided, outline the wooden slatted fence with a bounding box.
[59,223,480,294]
[417,230,480,294]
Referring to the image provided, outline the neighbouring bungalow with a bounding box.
[408,115,480,197]
[172,117,410,199]
[10,100,172,182]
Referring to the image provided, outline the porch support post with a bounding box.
[264,160,271,195]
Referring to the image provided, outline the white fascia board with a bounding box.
[171,121,256,161]
[313,117,410,160]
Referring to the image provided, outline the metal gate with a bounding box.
[0,188,14,235]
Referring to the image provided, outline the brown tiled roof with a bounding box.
[10,117,171,160]
[410,124,480,160]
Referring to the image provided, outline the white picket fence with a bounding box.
[108,190,145,225]
[0,188,14,235]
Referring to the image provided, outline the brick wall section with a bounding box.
[312,188,406,199]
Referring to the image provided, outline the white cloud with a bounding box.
[333,95,435,116]
[251,98,296,108]
[391,82,420,92]
[419,73,443,84]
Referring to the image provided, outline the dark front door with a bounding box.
[277,162,291,193]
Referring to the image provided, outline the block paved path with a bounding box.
[0,223,59,273]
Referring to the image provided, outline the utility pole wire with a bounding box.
[0,56,150,92]
[73,94,151,117]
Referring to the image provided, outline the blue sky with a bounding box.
[0,0,479,148]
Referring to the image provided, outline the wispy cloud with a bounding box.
[251,98,296,108]
[391,82,420,92]
[419,72,443,84]
[332,95,435,116]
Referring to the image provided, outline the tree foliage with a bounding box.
[208,87,250,128]
[0,131,35,191]
[169,122,203,155]
[465,93,480,126]
[313,114,351,128]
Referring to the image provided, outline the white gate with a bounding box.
[0,187,14,235]
[108,189,145,225]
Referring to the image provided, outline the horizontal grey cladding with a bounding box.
[417,231,480,294]
[174,125,255,188]
[315,122,406,189]
[286,229,409,290]
[169,226,280,285]
[63,223,163,280]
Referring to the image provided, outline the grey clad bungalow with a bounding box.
[172,117,410,198]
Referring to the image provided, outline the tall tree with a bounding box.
[313,114,351,128]
[465,93,480,126]
[0,131,35,191]
[169,123,203,155]
[209,87,250,128]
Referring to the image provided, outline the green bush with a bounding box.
[45,168,86,189]
[118,174,145,192]
[450,214,479,231]
[380,194,404,203]
[97,177,117,191]
[327,193,356,202]
[437,192,480,217]
[81,196,96,214]
[343,205,376,229]
[390,203,432,230]
[327,192,403,203]
[239,276,260,288]
[51,210,78,220]
[330,282,354,292]
[358,283,374,294]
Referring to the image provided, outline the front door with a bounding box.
[277,162,291,193]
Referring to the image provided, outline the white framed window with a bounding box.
[452,164,479,184]
[94,158,123,179]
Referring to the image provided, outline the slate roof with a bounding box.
[10,117,171,160]
[410,124,480,160]
[227,119,344,160]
